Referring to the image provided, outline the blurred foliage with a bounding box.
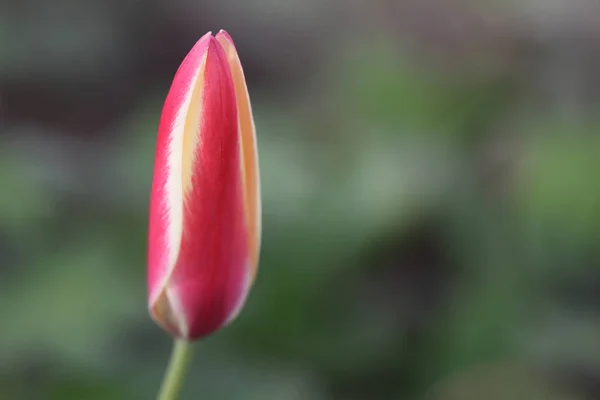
[1,1,600,399]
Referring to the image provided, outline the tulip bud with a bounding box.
[147,31,261,340]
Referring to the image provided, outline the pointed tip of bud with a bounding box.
[216,29,233,42]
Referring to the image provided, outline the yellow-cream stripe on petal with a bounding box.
[216,32,261,279]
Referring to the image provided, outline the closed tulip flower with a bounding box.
[147,30,261,343]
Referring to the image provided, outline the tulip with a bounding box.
[147,30,261,342]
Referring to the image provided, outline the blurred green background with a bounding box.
[1,0,600,399]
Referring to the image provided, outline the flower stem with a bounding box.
[157,339,195,400]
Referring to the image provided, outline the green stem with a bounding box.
[157,339,195,400]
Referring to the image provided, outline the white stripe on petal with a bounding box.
[163,53,208,291]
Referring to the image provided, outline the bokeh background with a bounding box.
[1,0,600,399]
